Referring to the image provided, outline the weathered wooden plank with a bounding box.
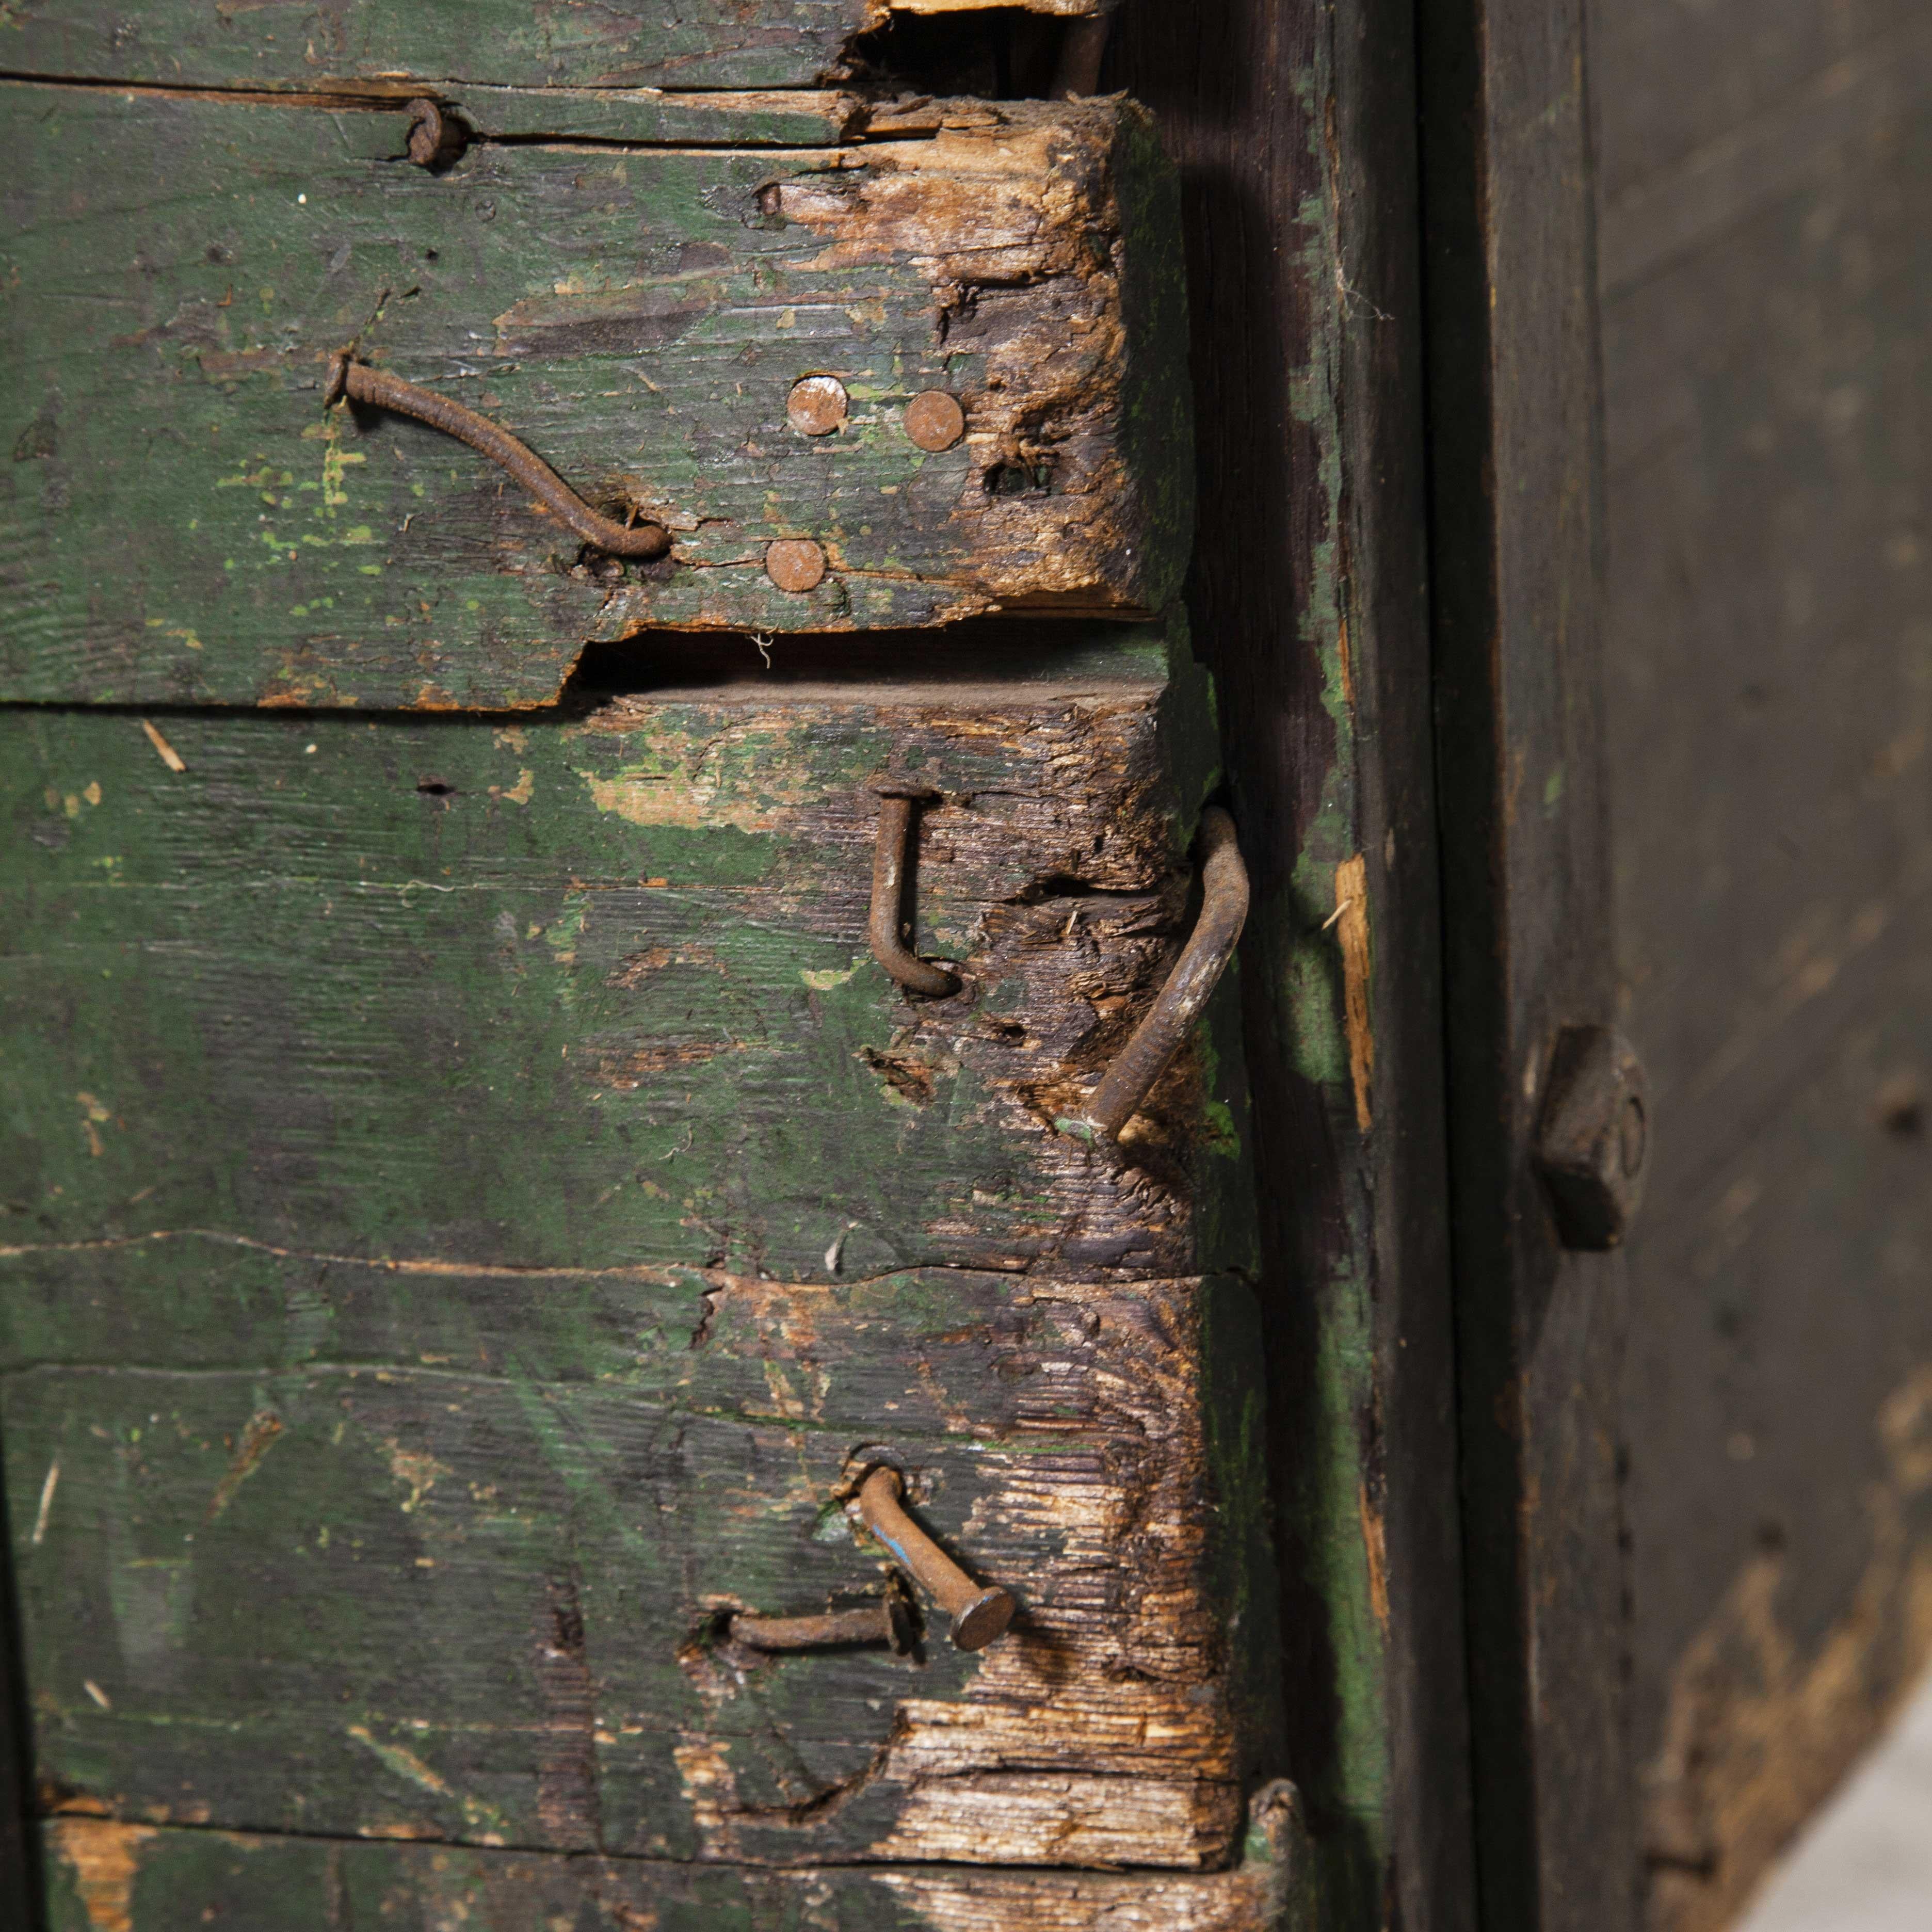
[0,0,1099,97]
[5,1270,1263,1865]
[1416,0,1634,1927]
[0,638,1240,1284]
[39,1786,1309,1930]
[0,87,1192,704]
[0,633,1279,1874]
[1116,1,1477,1928]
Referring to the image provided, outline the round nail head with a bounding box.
[904,390,966,452]
[766,538,827,593]
[950,1586,1017,1653]
[787,375,849,437]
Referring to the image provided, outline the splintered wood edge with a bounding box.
[45,1783,1307,1927]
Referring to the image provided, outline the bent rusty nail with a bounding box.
[1073,806,1249,1143]
[854,1466,1014,1653]
[729,1602,911,1653]
[1053,12,1114,96]
[324,352,671,559]
[867,783,960,997]
[404,98,465,169]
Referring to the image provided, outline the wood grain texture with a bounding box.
[0,0,1100,96]
[7,1267,1258,1866]
[0,635,1279,1874]
[1590,5,1932,1924]
[0,642,1239,1283]
[1108,0,1477,1927]
[0,87,1191,704]
[1416,0,1634,1928]
[38,1785,1309,1930]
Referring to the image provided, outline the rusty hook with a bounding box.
[1073,806,1249,1142]
[867,783,959,997]
[324,353,672,559]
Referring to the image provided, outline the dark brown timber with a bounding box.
[1417,0,1637,1926]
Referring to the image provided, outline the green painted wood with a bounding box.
[0,626,1278,1873]
[40,1786,1309,1930]
[0,86,1192,706]
[0,0,1090,96]
[0,636,1234,1281]
[7,1275,1254,1863]
[433,84,870,146]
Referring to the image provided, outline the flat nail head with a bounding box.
[787,376,849,437]
[766,538,827,593]
[855,1466,1010,1650]
[950,1586,1017,1653]
[904,391,966,452]
[405,99,463,169]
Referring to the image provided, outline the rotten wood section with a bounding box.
[0,626,1279,1873]
[0,0,1102,96]
[39,1788,1309,1930]
[0,88,1192,705]
[1589,2,1932,1926]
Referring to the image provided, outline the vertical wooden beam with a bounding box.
[1416,2,1638,1927]
[1117,2,1478,1927]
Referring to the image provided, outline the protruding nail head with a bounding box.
[766,538,827,592]
[904,391,966,452]
[787,376,849,437]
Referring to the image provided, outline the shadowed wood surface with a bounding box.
[1590,3,1932,1927]
[1112,0,1476,1923]
[0,87,1191,705]
[1418,0,1633,1927]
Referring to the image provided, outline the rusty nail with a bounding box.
[1074,807,1248,1142]
[903,390,966,453]
[787,376,849,437]
[405,98,465,169]
[855,1467,1014,1653]
[325,354,670,559]
[868,783,958,997]
[1534,1025,1650,1250]
[765,538,827,593]
[729,1601,911,1653]
[1052,15,1114,98]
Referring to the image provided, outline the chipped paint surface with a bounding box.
[37,1790,1307,1928]
[0,94,1187,708]
[1332,855,1374,1134]
[49,1817,155,1932]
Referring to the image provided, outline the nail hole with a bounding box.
[416,779,456,798]
[985,461,1052,496]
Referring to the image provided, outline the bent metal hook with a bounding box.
[325,352,672,560]
[1073,806,1249,1143]
[867,783,960,998]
